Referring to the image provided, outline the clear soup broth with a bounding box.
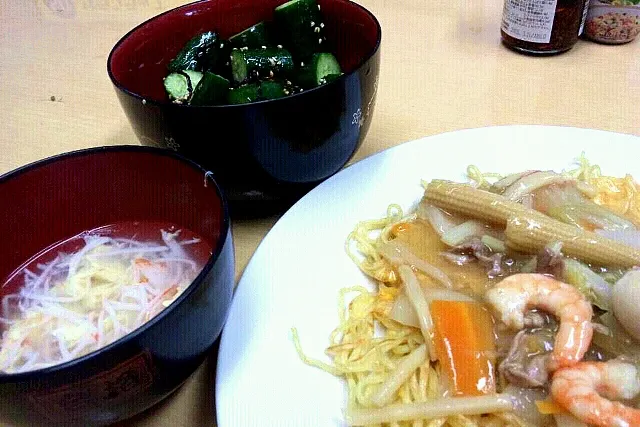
[0,221,212,374]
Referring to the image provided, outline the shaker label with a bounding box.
[501,0,559,43]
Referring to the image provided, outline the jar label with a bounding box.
[501,0,559,43]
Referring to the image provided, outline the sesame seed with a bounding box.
[277,44,283,48]
[269,70,274,77]
[286,80,292,85]
[319,38,323,44]
[320,22,324,28]
[318,4,321,10]
[284,90,290,95]
[261,45,267,49]
[314,27,320,33]
[232,47,238,50]
[142,99,147,105]
[256,71,260,76]
[311,21,315,27]
[300,61,305,66]
[219,42,224,48]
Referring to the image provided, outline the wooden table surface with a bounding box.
[1,0,639,425]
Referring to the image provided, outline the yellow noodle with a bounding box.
[345,394,514,425]
[345,204,406,284]
[466,165,504,190]
[309,155,638,422]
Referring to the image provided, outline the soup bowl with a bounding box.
[107,0,381,215]
[0,146,234,426]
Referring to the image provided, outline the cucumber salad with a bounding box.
[163,0,343,106]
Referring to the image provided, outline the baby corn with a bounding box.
[505,214,640,268]
[424,179,531,226]
[423,180,640,268]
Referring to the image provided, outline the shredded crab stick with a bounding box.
[0,230,202,374]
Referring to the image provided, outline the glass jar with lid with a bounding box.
[500,0,591,54]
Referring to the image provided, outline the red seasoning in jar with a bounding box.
[501,0,591,54]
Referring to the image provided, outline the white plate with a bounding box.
[215,125,640,426]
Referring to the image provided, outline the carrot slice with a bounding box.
[430,300,496,396]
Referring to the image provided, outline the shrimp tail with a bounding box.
[552,360,640,427]
[485,273,593,371]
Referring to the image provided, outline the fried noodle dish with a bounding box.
[293,154,640,426]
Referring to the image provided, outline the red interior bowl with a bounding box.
[106,0,381,214]
[0,146,234,426]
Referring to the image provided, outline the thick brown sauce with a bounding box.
[392,218,497,296]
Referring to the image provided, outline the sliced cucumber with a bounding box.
[163,72,189,103]
[259,80,287,100]
[190,72,230,106]
[228,83,260,104]
[183,70,204,88]
[274,0,325,59]
[168,31,220,72]
[209,39,232,78]
[230,47,294,83]
[229,21,270,49]
[296,52,342,88]
[322,73,341,84]
[283,79,304,95]
[163,70,203,104]
[230,50,248,83]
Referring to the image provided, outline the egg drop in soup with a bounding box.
[0,221,211,374]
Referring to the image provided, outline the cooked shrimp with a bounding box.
[485,273,593,370]
[551,359,640,427]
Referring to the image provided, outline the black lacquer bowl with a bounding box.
[107,0,381,215]
[0,146,234,426]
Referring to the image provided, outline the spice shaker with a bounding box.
[583,0,640,45]
[500,0,591,54]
